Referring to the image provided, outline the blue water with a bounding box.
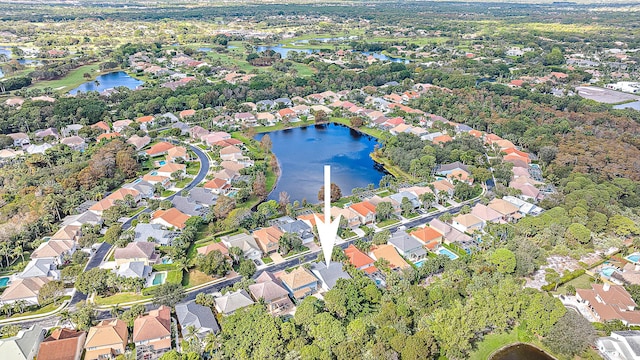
[0,277,9,287]
[414,259,426,268]
[256,45,315,59]
[152,272,166,286]
[161,258,173,264]
[227,190,238,198]
[150,171,158,176]
[361,51,410,64]
[601,267,617,277]
[69,71,143,95]
[255,123,386,202]
[198,47,212,52]
[627,254,640,263]
[158,160,167,166]
[437,248,459,260]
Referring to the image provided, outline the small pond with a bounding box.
[69,71,143,95]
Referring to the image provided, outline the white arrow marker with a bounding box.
[314,165,341,267]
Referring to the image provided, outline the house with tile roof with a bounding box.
[349,201,376,225]
[471,203,503,224]
[577,284,640,325]
[114,242,159,266]
[447,169,473,185]
[19,258,59,280]
[203,178,231,195]
[166,146,188,162]
[31,240,76,265]
[176,301,220,338]
[190,126,209,140]
[151,208,191,230]
[136,116,155,130]
[253,226,283,254]
[279,267,319,300]
[146,142,174,157]
[310,262,352,291]
[214,289,255,315]
[60,136,87,151]
[278,220,314,244]
[8,132,30,147]
[488,198,521,222]
[90,121,110,133]
[37,328,86,360]
[432,179,455,197]
[112,119,133,133]
[410,226,443,251]
[0,325,45,360]
[126,135,151,150]
[61,211,102,227]
[388,231,427,261]
[344,245,377,274]
[84,319,128,360]
[451,213,484,233]
[196,242,229,259]
[249,271,293,315]
[330,207,361,228]
[429,219,473,245]
[51,225,82,242]
[371,244,410,270]
[0,277,50,305]
[220,233,262,260]
[156,163,186,178]
[133,306,172,358]
[96,132,122,142]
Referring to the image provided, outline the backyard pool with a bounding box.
[414,259,426,267]
[626,253,640,264]
[0,277,10,287]
[158,160,166,166]
[227,190,238,198]
[601,266,618,278]
[161,257,173,264]
[150,171,158,176]
[437,248,459,260]
[152,272,166,286]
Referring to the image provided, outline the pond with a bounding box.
[255,123,386,202]
[256,45,316,59]
[69,71,144,95]
[491,344,555,360]
[361,51,410,64]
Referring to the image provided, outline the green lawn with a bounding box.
[30,63,104,92]
[329,117,387,139]
[469,330,520,360]
[8,296,71,318]
[161,190,175,197]
[186,162,200,175]
[184,269,216,287]
[262,256,274,264]
[94,292,150,306]
[252,120,315,133]
[553,274,595,295]
[377,218,400,227]
[176,179,191,188]
[404,212,420,219]
[376,190,392,197]
[166,270,183,284]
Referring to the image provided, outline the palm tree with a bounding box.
[1,303,13,317]
[13,300,27,314]
[12,245,25,264]
[438,190,449,206]
[419,193,436,209]
[203,332,220,354]
[110,304,121,318]
[0,242,9,268]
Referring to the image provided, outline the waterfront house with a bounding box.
[349,201,376,225]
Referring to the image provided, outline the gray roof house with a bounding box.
[116,261,152,279]
[310,262,351,291]
[175,300,220,337]
[256,100,275,111]
[124,179,155,199]
[187,188,217,206]
[172,122,191,135]
[214,289,255,315]
[19,258,59,280]
[157,112,179,123]
[388,232,427,261]
[389,191,421,209]
[61,210,102,227]
[597,330,640,360]
[0,325,46,360]
[274,97,293,107]
[436,161,470,175]
[171,196,205,217]
[220,233,262,260]
[62,124,83,137]
[249,271,293,315]
[133,223,178,246]
[279,220,314,244]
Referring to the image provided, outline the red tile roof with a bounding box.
[344,244,375,269]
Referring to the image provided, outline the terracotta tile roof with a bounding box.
[278,108,295,118]
[469,129,483,138]
[91,121,110,132]
[157,163,186,174]
[433,134,453,144]
[504,153,531,164]
[166,146,187,160]
[279,267,318,290]
[220,145,242,155]
[96,132,122,142]
[253,226,283,250]
[344,244,375,269]
[371,245,410,269]
[85,319,128,349]
[51,225,81,241]
[495,139,516,150]
[447,169,472,183]
[0,276,49,302]
[249,277,289,302]
[432,179,454,192]
[503,147,529,159]
[179,109,196,118]
[133,306,171,342]
[38,328,86,360]
[410,227,443,243]
[136,115,154,123]
[114,242,156,261]
[453,213,483,228]
[484,133,502,143]
[197,242,229,256]
[204,178,229,189]
[471,203,503,222]
[146,142,174,156]
[107,188,140,202]
[349,201,376,217]
[297,213,320,227]
[152,208,191,229]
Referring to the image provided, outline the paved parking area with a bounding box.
[577,86,640,104]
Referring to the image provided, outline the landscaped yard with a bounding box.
[161,190,175,197]
[183,269,216,287]
[553,273,595,295]
[30,63,103,92]
[186,162,200,175]
[404,212,420,219]
[377,218,400,227]
[262,256,274,264]
[94,292,151,306]
[8,296,71,318]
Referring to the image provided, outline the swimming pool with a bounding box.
[414,259,426,267]
[150,171,158,176]
[437,248,459,260]
[161,257,173,264]
[227,190,238,198]
[158,160,166,166]
[152,272,166,286]
[0,277,10,287]
[626,253,640,264]
[601,266,617,278]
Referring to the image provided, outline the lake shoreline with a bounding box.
[489,342,558,360]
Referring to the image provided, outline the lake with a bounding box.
[255,44,410,63]
[255,123,386,202]
[69,71,144,95]
[491,344,555,360]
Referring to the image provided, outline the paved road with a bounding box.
[122,142,210,231]
[69,242,112,307]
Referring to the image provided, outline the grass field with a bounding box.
[377,218,400,227]
[8,296,71,318]
[94,292,151,306]
[183,269,216,287]
[30,63,103,92]
[552,273,595,295]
